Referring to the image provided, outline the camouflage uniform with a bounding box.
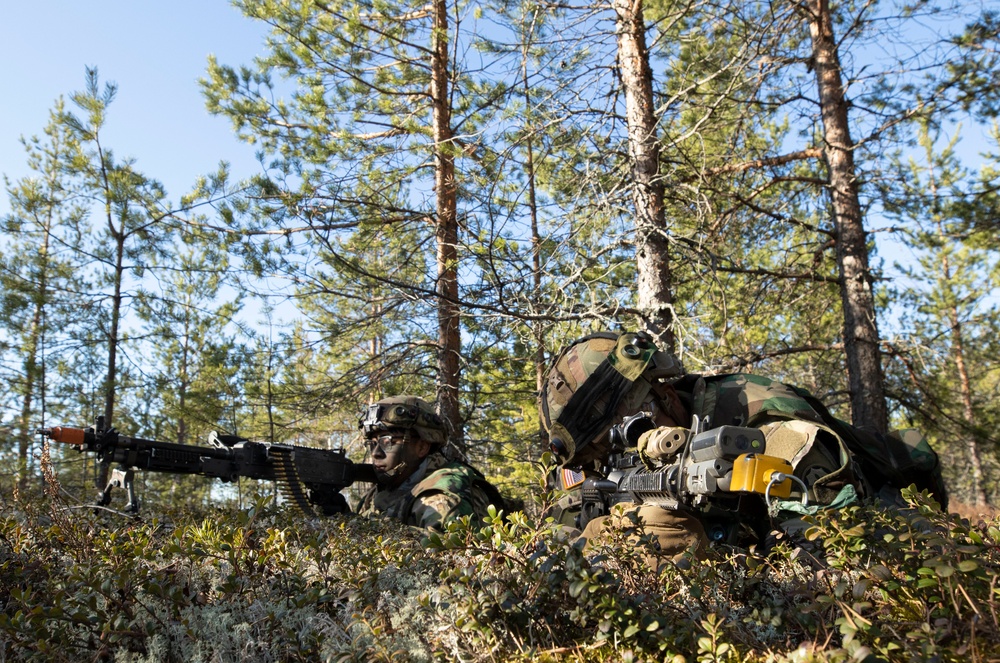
[358,396,504,531]
[356,451,498,530]
[541,331,947,559]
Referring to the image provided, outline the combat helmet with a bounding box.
[541,331,683,467]
[359,396,448,445]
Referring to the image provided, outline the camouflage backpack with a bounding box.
[676,373,948,509]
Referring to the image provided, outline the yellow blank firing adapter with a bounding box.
[729,454,793,498]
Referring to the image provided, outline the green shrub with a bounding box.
[1,486,998,662]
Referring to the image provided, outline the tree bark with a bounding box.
[519,24,548,456]
[946,263,988,505]
[177,316,191,446]
[926,160,987,505]
[431,0,463,440]
[613,0,675,353]
[804,0,888,432]
[104,227,125,429]
[16,227,50,490]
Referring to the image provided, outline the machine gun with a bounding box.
[37,416,376,517]
[575,413,809,543]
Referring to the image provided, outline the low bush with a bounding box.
[0,487,997,662]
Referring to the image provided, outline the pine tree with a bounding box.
[0,101,89,489]
[134,244,242,445]
[613,0,675,351]
[881,122,1000,506]
[60,68,180,430]
[202,0,514,441]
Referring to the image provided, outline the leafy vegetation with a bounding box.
[2,478,997,662]
[2,2,1000,657]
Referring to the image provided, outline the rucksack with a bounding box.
[675,373,949,510]
[815,413,949,510]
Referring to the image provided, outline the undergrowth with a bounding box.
[0,487,997,662]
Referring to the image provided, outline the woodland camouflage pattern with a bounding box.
[542,332,683,466]
[695,373,830,428]
[357,451,498,530]
[692,373,857,504]
[889,428,939,473]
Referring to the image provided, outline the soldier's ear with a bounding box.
[415,438,432,458]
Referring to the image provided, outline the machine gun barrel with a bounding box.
[37,420,376,517]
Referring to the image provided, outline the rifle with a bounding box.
[574,413,808,544]
[37,416,377,517]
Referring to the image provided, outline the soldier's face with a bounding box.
[593,386,689,451]
[368,430,431,488]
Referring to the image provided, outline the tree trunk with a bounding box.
[431,0,463,440]
[926,161,987,505]
[368,309,383,401]
[177,318,191,446]
[16,218,52,489]
[17,303,44,490]
[612,0,675,353]
[104,230,126,429]
[947,278,988,505]
[519,31,548,456]
[935,241,987,504]
[804,0,888,432]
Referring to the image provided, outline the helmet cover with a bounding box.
[359,396,448,445]
[542,331,683,466]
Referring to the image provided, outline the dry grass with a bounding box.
[949,498,1000,524]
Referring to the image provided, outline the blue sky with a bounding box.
[1,3,992,299]
[0,1,268,214]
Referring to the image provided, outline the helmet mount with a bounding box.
[359,396,447,446]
